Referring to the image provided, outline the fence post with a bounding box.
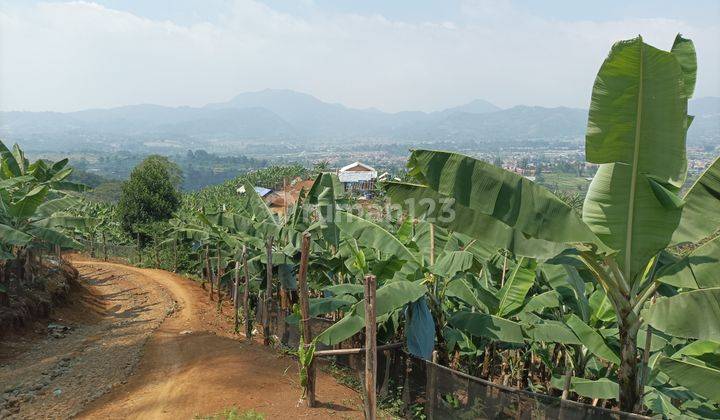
[426,350,438,420]
[364,274,377,420]
[242,245,252,341]
[205,244,213,300]
[137,232,142,264]
[216,242,223,303]
[233,260,240,332]
[297,233,315,407]
[102,232,108,261]
[263,236,274,346]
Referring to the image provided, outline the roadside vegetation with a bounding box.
[3,34,719,418]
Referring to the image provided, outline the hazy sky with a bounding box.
[1,0,718,112]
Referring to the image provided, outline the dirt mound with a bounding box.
[0,257,79,336]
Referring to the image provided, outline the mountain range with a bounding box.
[1,89,718,151]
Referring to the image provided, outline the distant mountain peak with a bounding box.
[438,98,500,115]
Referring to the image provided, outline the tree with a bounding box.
[117,156,181,237]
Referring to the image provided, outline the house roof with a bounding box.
[236,185,273,197]
[339,161,376,173]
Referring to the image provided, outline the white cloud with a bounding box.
[0,0,718,112]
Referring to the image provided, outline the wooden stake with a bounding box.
[429,223,435,265]
[426,350,438,420]
[364,274,377,420]
[102,232,108,261]
[206,244,213,300]
[297,233,315,407]
[216,242,223,302]
[137,232,142,264]
[173,239,177,272]
[233,260,240,332]
[263,236,274,346]
[242,245,252,341]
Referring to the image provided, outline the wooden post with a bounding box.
[137,232,142,264]
[364,274,377,420]
[426,350,438,420]
[205,244,213,300]
[173,239,178,272]
[297,233,315,407]
[263,237,274,346]
[216,242,223,302]
[233,260,241,332]
[102,232,108,261]
[242,245,252,341]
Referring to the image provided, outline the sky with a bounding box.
[0,0,718,113]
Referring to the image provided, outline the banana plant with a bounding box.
[386,35,718,413]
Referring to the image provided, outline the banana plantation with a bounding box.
[2,34,720,418]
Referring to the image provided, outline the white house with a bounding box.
[338,161,377,192]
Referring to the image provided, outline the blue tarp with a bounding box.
[405,297,435,360]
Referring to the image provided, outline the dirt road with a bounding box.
[0,260,362,419]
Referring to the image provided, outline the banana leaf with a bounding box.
[657,233,720,289]
[8,186,48,218]
[565,314,620,364]
[523,321,581,345]
[403,151,608,252]
[550,376,618,400]
[448,311,525,344]
[385,181,571,259]
[445,277,499,314]
[496,257,536,316]
[583,36,695,283]
[658,356,720,403]
[334,211,421,269]
[429,250,477,278]
[0,223,32,245]
[671,156,720,245]
[672,340,720,367]
[645,288,720,341]
[316,280,426,345]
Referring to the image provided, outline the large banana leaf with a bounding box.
[8,186,48,218]
[28,227,82,249]
[523,290,561,314]
[671,156,720,245]
[550,376,618,400]
[585,36,690,186]
[672,340,720,367]
[448,311,525,343]
[307,172,344,245]
[0,141,21,178]
[0,223,32,245]
[657,235,720,289]
[657,357,720,403]
[429,250,477,278]
[583,36,694,283]
[316,280,426,345]
[496,257,536,316]
[0,175,34,189]
[565,314,620,364]
[523,321,581,345]
[385,182,569,259]
[240,181,276,224]
[35,196,79,218]
[583,163,683,284]
[31,215,87,229]
[671,34,697,99]
[645,288,720,341]
[401,153,607,251]
[446,277,499,314]
[334,211,421,269]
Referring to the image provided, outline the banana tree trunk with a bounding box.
[618,315,641,413]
